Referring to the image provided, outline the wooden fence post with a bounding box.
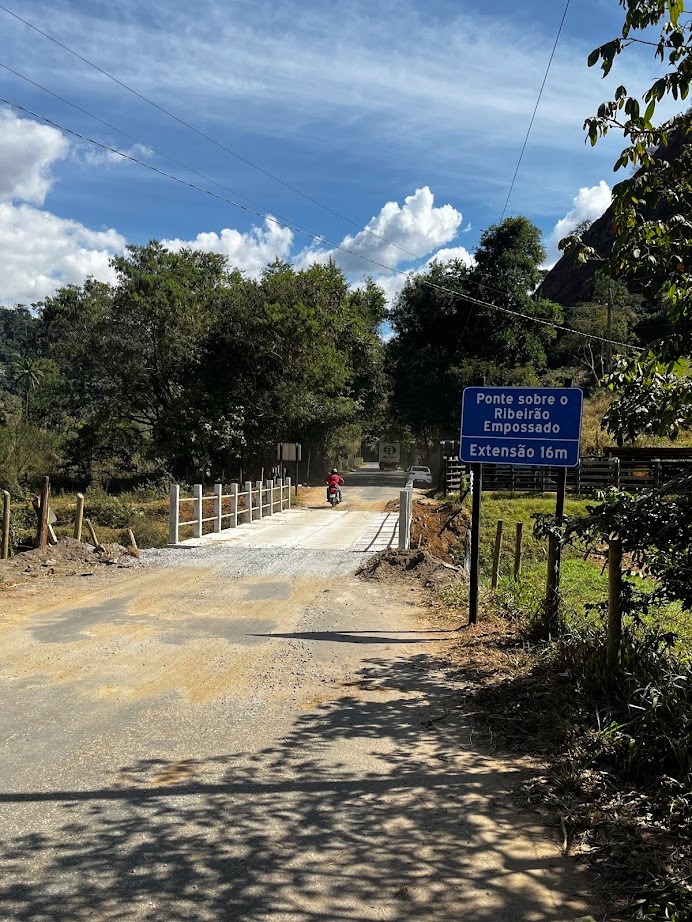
[213,483,223,533]
[245,482,253,522]
[74,493,85,541]
[256,481,263,520]
[193,484,203,539]
[514,522,523,581]
[608,538,623,673]
[230,483,238,528]
[85,518,100,548]
[544,467,567,636]
[491,519,504,589]
[37,476,50,548]
[2,490,10,560]
[169,484,180,545]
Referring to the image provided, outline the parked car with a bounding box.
[407,465,433,487]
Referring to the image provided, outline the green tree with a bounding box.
[549,276,641,386]
[12,357,44,420]
[34,245,388,480]
[389,218,562,438]
[562,0,692,442]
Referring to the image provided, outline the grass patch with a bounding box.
[7,488,171,552]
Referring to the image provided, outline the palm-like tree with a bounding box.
[13,358,44,420]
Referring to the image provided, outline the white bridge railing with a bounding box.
[169,478,292,546]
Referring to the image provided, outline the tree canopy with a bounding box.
[388,217,562,439]
[563,0,692,443]
[0,243,388,486]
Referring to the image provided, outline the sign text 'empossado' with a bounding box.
[459,387,583,467]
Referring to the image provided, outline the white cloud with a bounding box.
[0,108,68,205]
[424,245,475,270]
[365,244,475,311]
[0,110,127,304]
[299,187,462,274]
[0,202,126,304]
[162,217,294,278]
[545,180,612,265]
[367,273,408,309]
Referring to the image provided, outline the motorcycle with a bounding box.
[328,484,342,507]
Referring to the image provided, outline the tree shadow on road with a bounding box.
[247,630,454,644]
[0,653,598,921]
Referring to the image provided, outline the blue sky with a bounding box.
[0,0,677,304]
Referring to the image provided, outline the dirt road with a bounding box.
[0,466,596,920]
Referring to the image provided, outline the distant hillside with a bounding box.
[539,131,691,307]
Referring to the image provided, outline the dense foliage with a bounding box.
[564,0,692,445]
[0,243,388,487]
[556,0,692,600]
[388,217,563,438]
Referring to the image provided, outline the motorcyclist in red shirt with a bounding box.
[326,468,344,503]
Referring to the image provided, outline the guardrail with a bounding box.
[169,477,292,545]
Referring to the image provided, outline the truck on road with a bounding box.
[378,441,400,471]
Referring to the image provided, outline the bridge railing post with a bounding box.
[169,483,180,545]
[244,481,253,522]
[193,484,203,539]
[398,487,412,550]
[255,481,263,520]
[213,483,223,533]
[230,483,238,528]
[286,477,292,509]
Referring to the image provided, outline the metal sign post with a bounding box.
[460,386,583,627]
[468,464,482,625]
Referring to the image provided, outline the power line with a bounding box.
[0,61,352,252]
[0,2,443,268]
[500,0,571,221]
[0,66,556,321]
[0,95,641,353]
[0,6,574,314]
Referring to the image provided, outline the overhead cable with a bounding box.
[0,5,577,312]
[0,62,349,248]
[500,0,571,220]
[0,96,642,353]
[0,3,444,266]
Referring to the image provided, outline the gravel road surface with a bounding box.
[0,465,597,920]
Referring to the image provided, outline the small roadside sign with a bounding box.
[277,443,302,462]
[460,386,583,468]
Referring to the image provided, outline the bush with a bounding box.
[121,518,169,549]
[84,491,133,528]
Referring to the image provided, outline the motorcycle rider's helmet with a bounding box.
[331,468,338,474]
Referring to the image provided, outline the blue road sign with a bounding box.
[460,386,583,467]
